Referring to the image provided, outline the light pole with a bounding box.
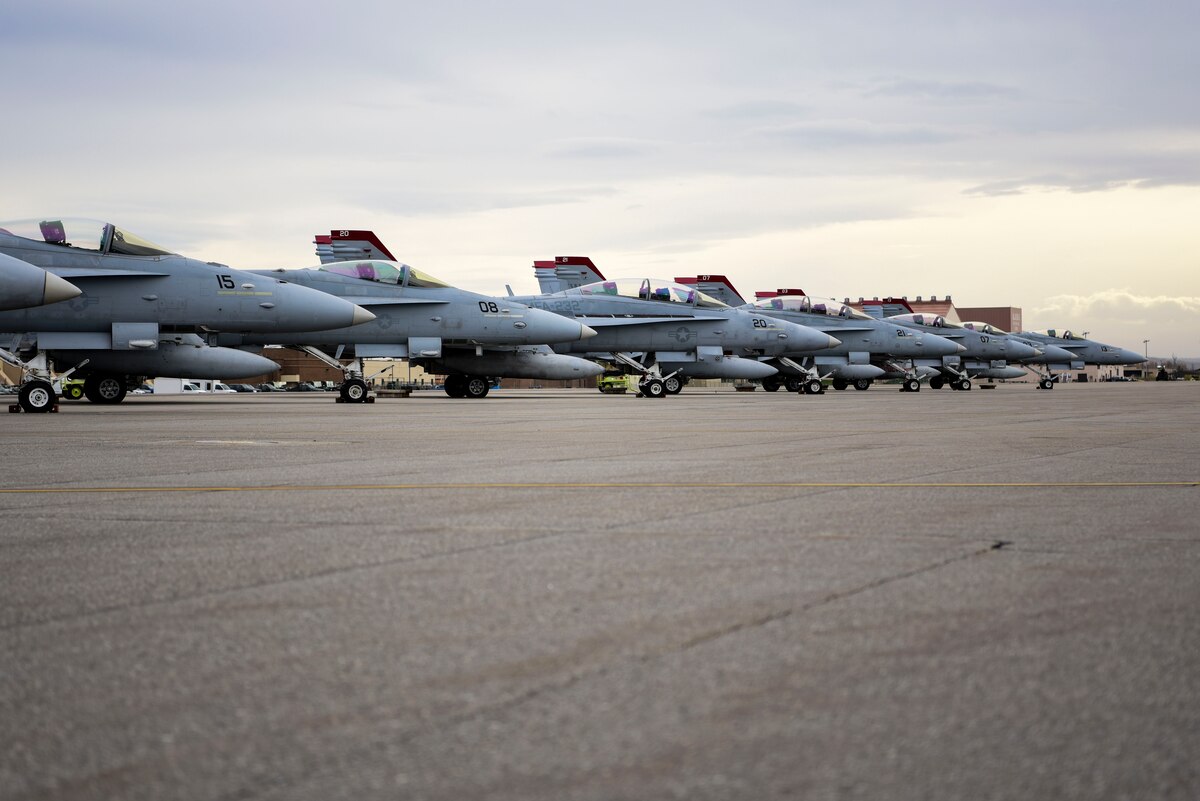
[1143,339,1150,360]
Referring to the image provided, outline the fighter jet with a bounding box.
[0,218,373,412]
[215,236,602,401]
[0,252,81,311]
[886,313,1043,390]
[512,259,840,397]
[678,278,961,394]
[1011,329,1145,389]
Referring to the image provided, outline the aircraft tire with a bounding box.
[464,376,490,398]
[784,377,804,393]
[903,378,921,393]
[831,378,848,391]
[663,376,683,395]
[19,380,56,413]
[929,376,945,390]
[761,377,782,392]
[85,374,127,404]
[340,378,369,402]
[63,384,84,400]
[958,378,973,391]
[853,379,872,391]
[804,379,823,395]
[444,375,467,398]
[1039,378,1054,390]
[641,378,666,398]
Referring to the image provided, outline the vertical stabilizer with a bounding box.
[675,275,747,307]
[533,256,607,293]
[314,230,398,263]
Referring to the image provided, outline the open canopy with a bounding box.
[962,321,1007,335]
[1037,329,1084,340]
[319,259,450,288]
[890,312,961,328]
[754,295,873,320]
[574,278,727,308]
[0,218,174,256]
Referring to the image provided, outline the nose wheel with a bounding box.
[13,380,57,413]
[337,378,374,403]
[638,378,666,398]
[901,378,921,392]
[1038,378,1055,390]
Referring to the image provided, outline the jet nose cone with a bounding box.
[920,333,961,356]
[1120,348,1146,364]
[782,321,839,351]
[351,305,376,326]
[1007,339,1041,360]
[527,307,593,343]
[44,272,82,304]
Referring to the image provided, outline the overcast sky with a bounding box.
[4,0,1198,355]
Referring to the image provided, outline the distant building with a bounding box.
[957,306,1023,333]
[845,294,1024,334]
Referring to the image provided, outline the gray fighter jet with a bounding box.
[513,260,840,397]
[513,258,841,397]
[216,234,602,401]
[679,279,961,394]
[886,313,1043,390]
[0,218,373,412]
[0,252,81,311]
[1011,329,1145,389]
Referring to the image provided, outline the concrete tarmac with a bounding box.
[1,383,1198,800]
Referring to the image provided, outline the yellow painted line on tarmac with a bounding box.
[0,481,1195,494]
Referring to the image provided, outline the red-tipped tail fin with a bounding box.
[675,275,747,307]
[314,230,397,264]
[533,256,607,293]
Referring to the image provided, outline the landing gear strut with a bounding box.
[290,346,377,403]
[2,350,89,414]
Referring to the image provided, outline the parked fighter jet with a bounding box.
[679,278,961,394]
[513,259,839,396]
[886,313,1042,390]
[1011,329,1145,389]
[0,252,81,311]
[0,218,373,412]
[218,236,602,401]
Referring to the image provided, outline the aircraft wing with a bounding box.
[47,267,171,279]
[346,297,450,307]
[575,314,732,327]
[813,325,879,334]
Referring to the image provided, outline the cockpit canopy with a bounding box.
[319,259,450,288]
[962,321,1007,335]
[0,218,174,256]
[1039,329,1084,341]
[753,295,873,320]
[890,312,960,329]
[574,278,727,308]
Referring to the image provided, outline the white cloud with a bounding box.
[1034,290,1200,319]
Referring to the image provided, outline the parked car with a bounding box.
[256,383,284,392]
[210,382,237,393]
[181,383,205,393]
[287,382,322,392]
[228,383,258,393]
